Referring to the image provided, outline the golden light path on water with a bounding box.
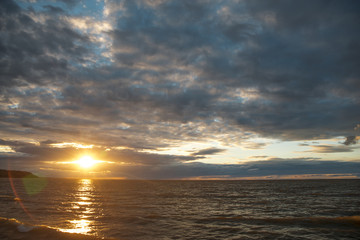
[60,179,95,235]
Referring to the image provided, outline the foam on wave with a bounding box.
[0,217,114,240]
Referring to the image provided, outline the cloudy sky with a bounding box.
[1,0,360,179]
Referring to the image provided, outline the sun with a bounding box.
[75,155,99,169]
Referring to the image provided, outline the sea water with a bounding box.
[0,178,359,239]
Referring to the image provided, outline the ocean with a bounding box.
[0,178,359,239]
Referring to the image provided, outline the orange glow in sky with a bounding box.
[75,156,100,169]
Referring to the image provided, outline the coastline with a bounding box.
[0,169,38,178]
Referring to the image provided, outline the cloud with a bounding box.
[0,139,198,169]
[343,136,359,145]
[0,1,360,178]
[0,0,19,13]
[248,156,269,159]
[1,0,360,146]
[191,148,226,156]
[241,141,268,150]
[1,139,359,179]
[42,5,65,14]
[308,145,356,153]
[0,0,93,89]
[105,0,360,142]
[104,158,360,179]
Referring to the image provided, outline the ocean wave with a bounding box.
[0,217,115,240]
[199,215,360,226]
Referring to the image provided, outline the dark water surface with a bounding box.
[1,178,359,239]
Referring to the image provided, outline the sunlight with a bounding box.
[60,179,95,235]
[61,219,93,234]
[75,155,99,169]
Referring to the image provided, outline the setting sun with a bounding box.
[75,156,98,169]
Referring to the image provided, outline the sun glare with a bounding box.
[76,155,98,169]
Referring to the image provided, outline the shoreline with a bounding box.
[0,217,115,240]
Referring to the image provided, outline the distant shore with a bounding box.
[0,169,38,178]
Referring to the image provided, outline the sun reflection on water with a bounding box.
[60,179,95,235]
[63,219,93,234]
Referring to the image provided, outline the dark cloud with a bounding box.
[0,0,19,14]
[110,150,197,165]
[0,0,360,177]
[58,0,78,7]
[1,138,359,179]
[299,143,309,146]
[343,136,358,146]
[308,145,356,153]
[42,5,65,14]
[104,0,360,141]
[0,0,92,89]
[1,0,359,145]
[191,148,225,156]
[249,156,269,159]
[106,158,360,179]
[0,139,29,147]
[0,139,197,167]
[20,0,78,8]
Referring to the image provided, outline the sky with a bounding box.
[0,0,360,179]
